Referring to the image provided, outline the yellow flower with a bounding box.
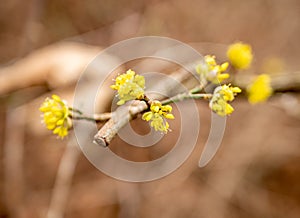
[247,74,272,104]
[196,55,230,84]
[142,101,175,133]
[219,84,242,101]
[39,95,71,138]
[209,84,241,116]
[111,69,145,105]
[227,42,253,70]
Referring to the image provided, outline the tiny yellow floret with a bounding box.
[111,69,145,105]
[39,95,71,138]
[247,74,272,104]
[196,55,230,84]
[227,42,253,70]
[142,101,174,133]
[209,84,241,116]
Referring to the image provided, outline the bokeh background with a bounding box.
[1,0,300,217]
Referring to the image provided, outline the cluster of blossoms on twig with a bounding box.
[196,55,229,84]
[39,41,274,139]
[196,55,241,116]
[142,101,174,133]
[111,69,175,133]
[110,69,145,105]
[247,74,273,104]
[39,95,71,138]
[209,85,241,116]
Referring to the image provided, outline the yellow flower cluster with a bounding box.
[142,101,175,133]
[209,85,242,116]
[227,42,253,70]
[39,95,71,138]
[196,55,229,84]
[247,74,272,104]
[110,69,145,105]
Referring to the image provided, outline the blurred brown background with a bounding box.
[1,0,300,218]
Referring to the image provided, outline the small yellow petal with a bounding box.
[225,103,234,115]
[46,124,56,130]
[52,95,61,102]
[110,85,118,90]
[165,114,175,119]
[56,119,64,126]
[162,105,172,112]
[142,112,153,121]
[220,62,229,72]
[231,87,242,93]
[217,73,230,81]
[53,127,61,134]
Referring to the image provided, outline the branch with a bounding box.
[93,101,148,147]
[93,67,194,147]
[93,89,211,147]
[234,71,300,91]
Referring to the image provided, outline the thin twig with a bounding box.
[161,93,212,105]
[69,107,83,115]
[70,112,112,122]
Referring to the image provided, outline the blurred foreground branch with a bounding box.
[47,137,81,218]
[4,106,26,217]
[235,71,300,91]
[0,42,101,96]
